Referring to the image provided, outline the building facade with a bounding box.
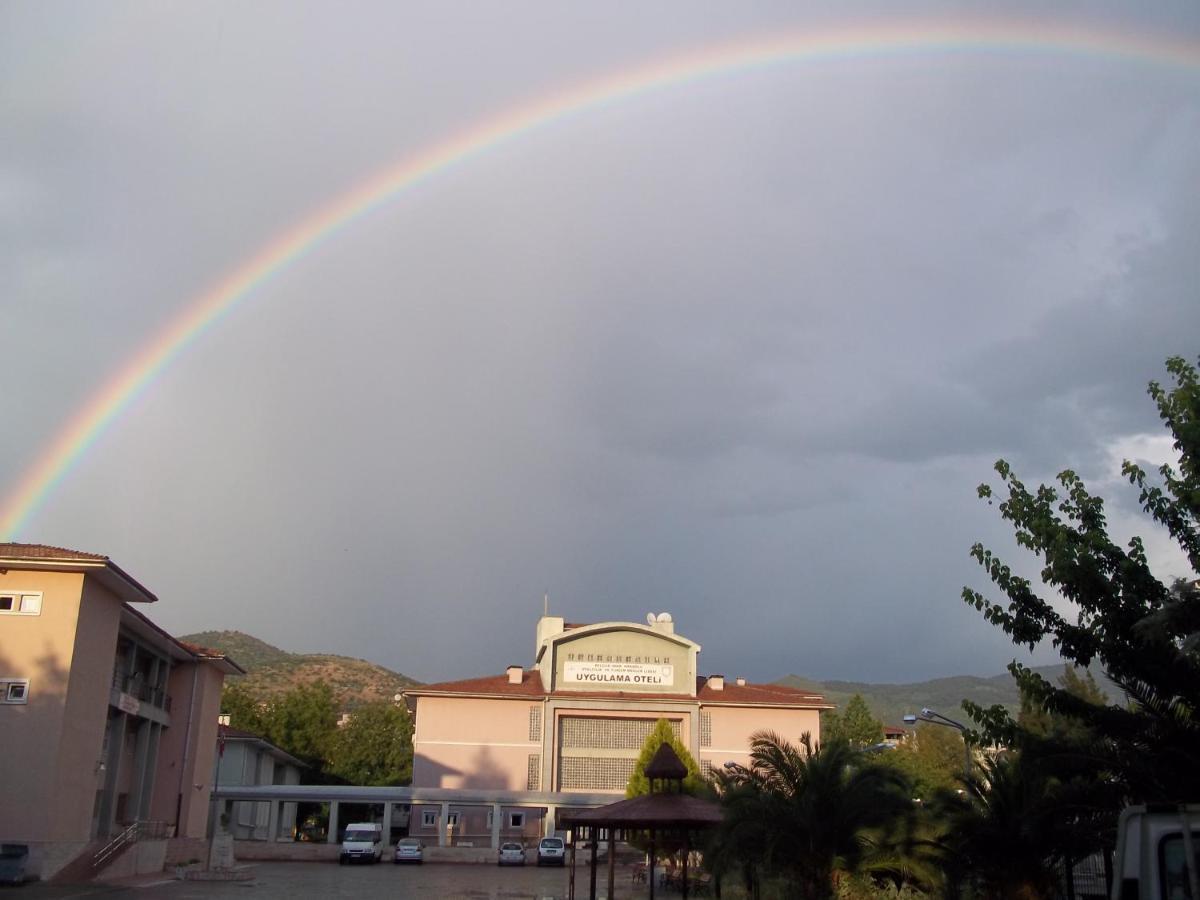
[403,613,829,842]
[210,727,304,841]
[0,544,242,879]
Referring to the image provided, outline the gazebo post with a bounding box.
[649,829,656,900]
[589,828,598,900]
[607,827,616,900]
[568,827,576,900]
[682,829,690,900]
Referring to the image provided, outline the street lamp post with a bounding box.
[903,707,972,783]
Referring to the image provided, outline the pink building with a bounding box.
[0,544,242,880]
[403,613,829,842]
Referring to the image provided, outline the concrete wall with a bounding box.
[413,696,537,790]
[150,660,225,838]
[0,569,86,846]
[54,577,122,842]
[700,704,822,770]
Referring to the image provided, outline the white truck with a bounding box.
[1112,805,1199,900]
[339,822,383,865]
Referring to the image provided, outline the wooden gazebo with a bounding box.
[559,743,722,899]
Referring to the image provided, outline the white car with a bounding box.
[393,838,423,864]
[498,842,526,866]
[536,837,565,866]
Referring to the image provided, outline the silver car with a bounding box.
[498,842,525,866]
[393,838,423,864]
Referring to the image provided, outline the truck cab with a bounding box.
[1113,805,1199,900]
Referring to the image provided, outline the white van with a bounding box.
[339,822,383,864]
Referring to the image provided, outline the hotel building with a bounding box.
[402,613,830,842]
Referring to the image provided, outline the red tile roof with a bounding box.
[0,542,108,561]
[406,670,829,708]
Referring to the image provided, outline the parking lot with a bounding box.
[12,860,661,900]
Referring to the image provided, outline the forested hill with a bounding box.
[180,630,421,712]
[776,665,1121,728]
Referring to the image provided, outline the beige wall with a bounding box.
[147,660,225,837]
[0,569,88,843]
[700,705,822,770]
[52,577,123,841]
[412,696,537,790]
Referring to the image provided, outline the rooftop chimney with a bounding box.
[707,675,724,691]
[507,665,523,685]
[735,677,746,687]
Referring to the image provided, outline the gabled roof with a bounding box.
[219,726,305,769]
[0,542,158,603]
[405,670,829,708]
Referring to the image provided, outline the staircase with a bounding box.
[50,821,170,884]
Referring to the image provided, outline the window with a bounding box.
[446,813,459,827]
[699,712,712,747]
[528,706,542,742]
[509,813,524,828]
[527,754,541,791]
[0,592,42,616]
[3,680,29,704]
[487,809,494,829]
[421,810,437,827]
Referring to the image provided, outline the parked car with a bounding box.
[339,823,383,864]
[498,842,526,866]
[393,837,423,864]
[536,837,565,866]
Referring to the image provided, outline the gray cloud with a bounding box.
[3,3,1198,686]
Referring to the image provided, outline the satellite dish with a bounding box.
[646,613,658,625]
[657,612,672,623]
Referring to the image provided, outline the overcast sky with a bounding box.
[3,2,1198,687]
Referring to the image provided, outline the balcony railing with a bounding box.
[111,671,172,712]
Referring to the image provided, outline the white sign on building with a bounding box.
[564,661,674,686]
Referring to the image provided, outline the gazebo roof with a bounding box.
[560,792,722,829]
[645,742,689,781]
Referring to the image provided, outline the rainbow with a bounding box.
[3,18,1197,539]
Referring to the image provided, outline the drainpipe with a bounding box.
[175,663,200,834]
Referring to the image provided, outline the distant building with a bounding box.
[402,613,830,842]
[0,544,242,880]
[210,727,304,840]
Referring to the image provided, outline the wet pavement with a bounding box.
[8,860,677,899]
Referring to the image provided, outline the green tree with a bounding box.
[881,724,964,801]
[1017,666,1107,744]
[963,355,1200,803]
[841,694,885,748]
[626,718,706,797]
[264,682,338,769]
[820,709,846,745]
[713,731,916,900]
[328,701,414,786]
[220,680,268,735]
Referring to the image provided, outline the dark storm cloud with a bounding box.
[3,3,1198,685]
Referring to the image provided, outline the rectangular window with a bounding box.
[487,809,494,829]
[0,592,42,616]
[699,712,712,748]
[422,810,437,827]
[446,813,459,827]
[509,813,524,828]
[528,706,542,742]
[527,754,540,791]
[3,680,29,704]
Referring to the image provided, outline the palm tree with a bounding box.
[711,731,916,900]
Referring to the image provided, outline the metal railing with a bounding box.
[111,671,172,712]
[92,820,171,869]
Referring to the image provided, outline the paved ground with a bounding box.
[9,860,674,900]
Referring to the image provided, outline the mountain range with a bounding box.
[182,629,1118,724]
[179,630,421,712]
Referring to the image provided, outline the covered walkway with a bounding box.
[211,784,616,849]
